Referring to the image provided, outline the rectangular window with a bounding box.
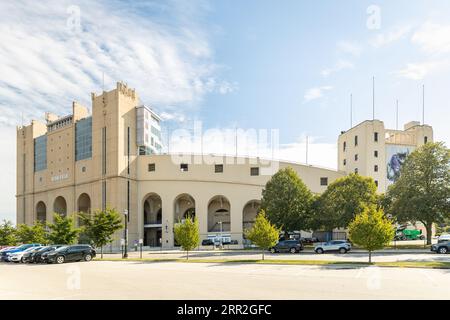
[250,167,259,176]
[320,177,328,186]
[215,164,223,173]
[374,132,378,142]
[354,135,358,146]
[354,154,358,161]
[343,159,346,166]
[75,117,92,161]
[180,163,188,172]
[148,163,155,172]
[343,141,346,152]
[102,181,106,210]
[374,150,378,158]
[102,127,106,175]
[374,165,378,172]
[34,135,47,172]
[354,168,358,174]
[375,180,379,187]
[424,136,428,144]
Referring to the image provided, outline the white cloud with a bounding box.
[394,59,450,80]
[0,0,235,222]
[369,25,412,48]
[0,1,233,127]
[303,86,333,103]
[166,128,338,170]
[412,22,450,55]
[336,41,363,57]
[321,60,354,77]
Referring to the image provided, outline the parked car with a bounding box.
[22,246,56,263]
[300,237,319,244]
[314,240,351,254]
[431,241,449,254]
[8,246,42,263]
[201,239,214,246]
[270,240,304,254]
[46,245,96,264]
[438,234,450,243]
[0,244,41,262]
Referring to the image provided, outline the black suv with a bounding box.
[270,240,303,254]
[46,245,96,264]
[431,241,449,254]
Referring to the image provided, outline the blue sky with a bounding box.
[0,0,450,222]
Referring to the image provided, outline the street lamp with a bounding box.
[123,209,128,258]
[218,221,223,249]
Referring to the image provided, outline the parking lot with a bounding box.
[1,260,449,299]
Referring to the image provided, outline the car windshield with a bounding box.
[16,244,31,250]
[55,246,69,252]
[24,247,37,252]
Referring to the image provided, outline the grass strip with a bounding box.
[97,257,450,269]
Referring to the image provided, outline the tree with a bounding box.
[78,208,123,259]
[311,173,378,231]
[16,222,48,244]
[0,220,18,246]
[245,210,280,260]
[386,142,450,244]
[348,206,394,263]
[173,215,199,260]
[47,213,80,245]
[261,167,314,236]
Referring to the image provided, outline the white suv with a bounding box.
[314,240,351,254]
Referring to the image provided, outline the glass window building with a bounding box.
[75,117,92,161]
[34,135,47,172]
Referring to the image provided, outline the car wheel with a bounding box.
[339,248,347,254]
[20,257,24,263]
[56,256,65,264]
[84,254,92,261]
[270,248,276,254]
[290,247,297,254]
[316,248,324,254]
[438,247,448,254]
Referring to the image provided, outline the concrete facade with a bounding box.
[337,119,433,192]
[16,82,346,249]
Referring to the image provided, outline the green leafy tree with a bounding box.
[348,206,394,263]
[47,213,80,245]
[0,220,18,246]
[78,208,123,259]
[261,167,314,237]
[311,173,378,231]
[386,142,450,244]
[245,210,280,260]
[174,215,199,260]
[16,222,48,244]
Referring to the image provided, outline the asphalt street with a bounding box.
[1,260,449,299]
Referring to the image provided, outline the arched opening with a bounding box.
[243,200,261,238]
[53,196,67,217]
[173,194,196,247]
[77,193,91,230]
[208,195,231,233]
[174,194,196,222]
[36,201,47,223]
[77,193,91,214]
[143,193,162,247]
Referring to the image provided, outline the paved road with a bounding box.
[1,261,449,299]
[102,250,450,263]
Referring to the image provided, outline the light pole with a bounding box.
[123,209,128,258]
[218,221,223,249]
